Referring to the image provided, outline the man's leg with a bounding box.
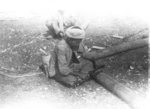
[55,74,90,88]
[54,74,77,88]
[39,55,51,78]
[39,64,49,78]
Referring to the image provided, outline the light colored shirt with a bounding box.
[46,10,89,35]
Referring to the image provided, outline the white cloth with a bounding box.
[65,26,85,39]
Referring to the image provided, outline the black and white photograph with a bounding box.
[0,0,149,109]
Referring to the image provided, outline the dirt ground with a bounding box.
[0,11,149,109]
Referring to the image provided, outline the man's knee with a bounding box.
[81,61,93,73]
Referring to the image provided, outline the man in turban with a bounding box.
[41,26,94,88]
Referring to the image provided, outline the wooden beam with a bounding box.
[83,38,148,60]
[91,72,144,109]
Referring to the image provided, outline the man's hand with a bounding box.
[70,63,82,72]
[59,32,64,37]
[43,31,53,40]
[58,31,64,38]
[45,35,53,40]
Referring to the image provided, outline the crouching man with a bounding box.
[40,26,94,88]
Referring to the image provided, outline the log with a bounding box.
[91,72,143,109]
[122,28,148,41]
[83,38,148,60]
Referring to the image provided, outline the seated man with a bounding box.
[41,26,94,88]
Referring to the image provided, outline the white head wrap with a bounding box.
[65,26,85,39]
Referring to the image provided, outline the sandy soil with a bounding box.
[0,11,149,109]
